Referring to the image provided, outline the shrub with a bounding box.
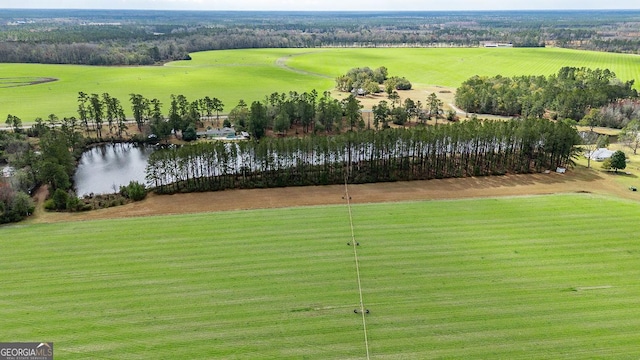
[130,134,146,144]
[394,77,412,90]
[79,203,93,211]
[11,192,35,216]
[120,181,147,201]
[52,188,69,210]
[0,189,35,223]
[446,110,458,122]
[66,195,81,212]
[43,199,56,211]
[183,125,197,142]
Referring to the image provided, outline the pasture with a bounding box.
[289,47,640,89]
[0,49,332,121]
[2,47,640,121]
[2,193,640,358]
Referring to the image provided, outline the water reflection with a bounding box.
[74,143,155,196]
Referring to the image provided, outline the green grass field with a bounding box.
[288,47,640,89]
[3,194,640,359]
[2,47,640,121]
[0,49,333,122]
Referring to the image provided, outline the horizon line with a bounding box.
[2,8,640,12]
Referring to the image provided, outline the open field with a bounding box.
[288,47,640,89]
[2,47,640,121]
[0,49,332,121]
[3,192,640,358]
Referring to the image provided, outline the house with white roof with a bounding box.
[586,148,615,161]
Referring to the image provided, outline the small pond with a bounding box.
[74,143,155,196]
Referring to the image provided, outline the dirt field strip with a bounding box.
[27,166,638,224]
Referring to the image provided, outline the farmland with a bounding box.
[2,47,640,121]
[3,194,640,358]
[288,47,640,89]
[0,49,332,121]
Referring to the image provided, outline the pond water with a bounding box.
[74,143,155,196]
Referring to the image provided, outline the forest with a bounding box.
[1,9,640,65]
[454,67,638,121]
[146,119,580,194]
[0,123,80,223]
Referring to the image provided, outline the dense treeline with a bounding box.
[0,132,35,223]
[1,10,640,65]
[227,89,451,136]
[455,67,638,120]
[146,118,579,194]
[581,100,640,129]
[0,120,84,223]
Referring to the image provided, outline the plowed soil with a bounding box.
[29,166,638,224]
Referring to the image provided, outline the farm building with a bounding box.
[586,148,615,161]
[483,42,514,48]
[196,127,236,139]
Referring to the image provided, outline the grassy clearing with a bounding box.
[2,47,640,121]
[2,194,640,358]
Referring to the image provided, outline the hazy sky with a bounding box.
[2,0,640,11]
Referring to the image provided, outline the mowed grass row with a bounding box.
[2,47,640,121]
[2,193,640,358]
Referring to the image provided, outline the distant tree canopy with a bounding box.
[336,66,388,94]
[455,67,638,120]
[1,10,640,65]
[336,66,411,95]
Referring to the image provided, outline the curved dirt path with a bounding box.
[275,52,333,79]
[0,76,58,88]
[29,167,639,224]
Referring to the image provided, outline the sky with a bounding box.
[2,0,640,11]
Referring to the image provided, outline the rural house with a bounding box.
[586,148,615,161]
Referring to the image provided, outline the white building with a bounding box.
[586,148,615,161]
[196,127,236,139]
[1,166,15,178]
